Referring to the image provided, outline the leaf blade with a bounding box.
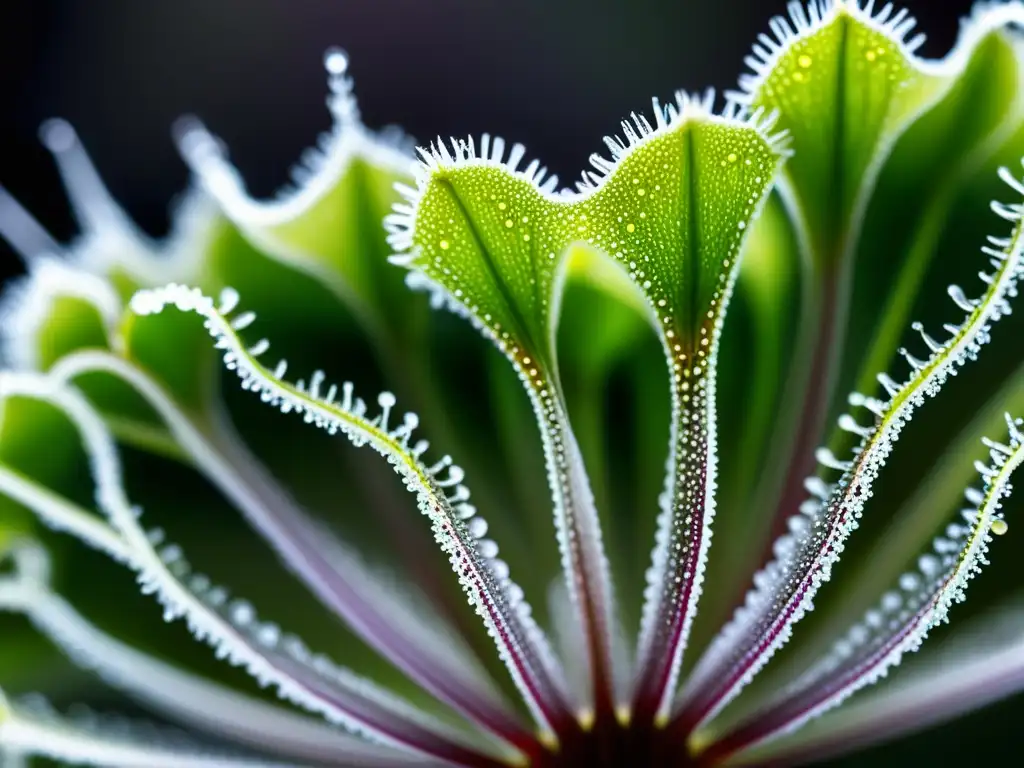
[697,414,1024,762]
[674,160,1024,734]
[129,283,573,746]
[388,101,788,721]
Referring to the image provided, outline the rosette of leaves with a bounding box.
[2,2,1024,766]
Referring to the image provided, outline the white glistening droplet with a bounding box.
[39,118,76,152]
[467,517,489,539]
[324,48,349,75]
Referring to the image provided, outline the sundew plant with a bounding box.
[4,1,1024,765]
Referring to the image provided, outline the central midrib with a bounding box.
[440,176,541,360]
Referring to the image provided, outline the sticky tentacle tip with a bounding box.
[38,117,77,153]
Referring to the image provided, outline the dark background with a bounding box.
[1,1,1008,766]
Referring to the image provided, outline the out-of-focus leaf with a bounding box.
[695,413,1023,762]
[0,259,119,373]
[177,51,422,351]
[0,393,106,689]
[846,29,1024,403]
[737,596,1024,766]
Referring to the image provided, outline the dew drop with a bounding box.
[230,601,255,626]
[491,559,510,580]
[727,153,738,163]
[324,48,349,75]
[918,554,941,578]
[478,539,499,558]
[626,223,636,233]
[505,219,514,228]
[440,239,450,250]
[257,623,281,647]
[798,54,812,68]
[899,572,921,591]
[992,519,1009,536]
[39,118,77,152]
[468,517,489,539]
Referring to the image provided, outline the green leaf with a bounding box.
[674,159,1024,737]
[177,50,420,349]
[556,245,651,517]
[737,1,946,263]
[1,66,418,420]
[558,246,650,382]
[730,3,1024,578]
[120,303,221,417]
[743,595,1024,765]
[847,26,1024,401]
[556,271,656,625]
[0,259,119,372]
[694,192,803,637]
[128,283,575,743]
[793,32,1024,602]
[393,111,782,367]
[388,94,788,718]
[0,260,202,458]
[696,413,1024,763]
[0,389,113,690]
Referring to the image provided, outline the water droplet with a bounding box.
[727,153,738,163]
[798,54,812,68]
[324,48,349,75]
[440,239,450,250]
[992,519,1009,536]
[505,219,514,228]
[498,202,507,210]
[865,49,877,62]
[626,223,635,233]
[468,517,489,539]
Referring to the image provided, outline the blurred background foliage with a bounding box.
[6,1,1024,766]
